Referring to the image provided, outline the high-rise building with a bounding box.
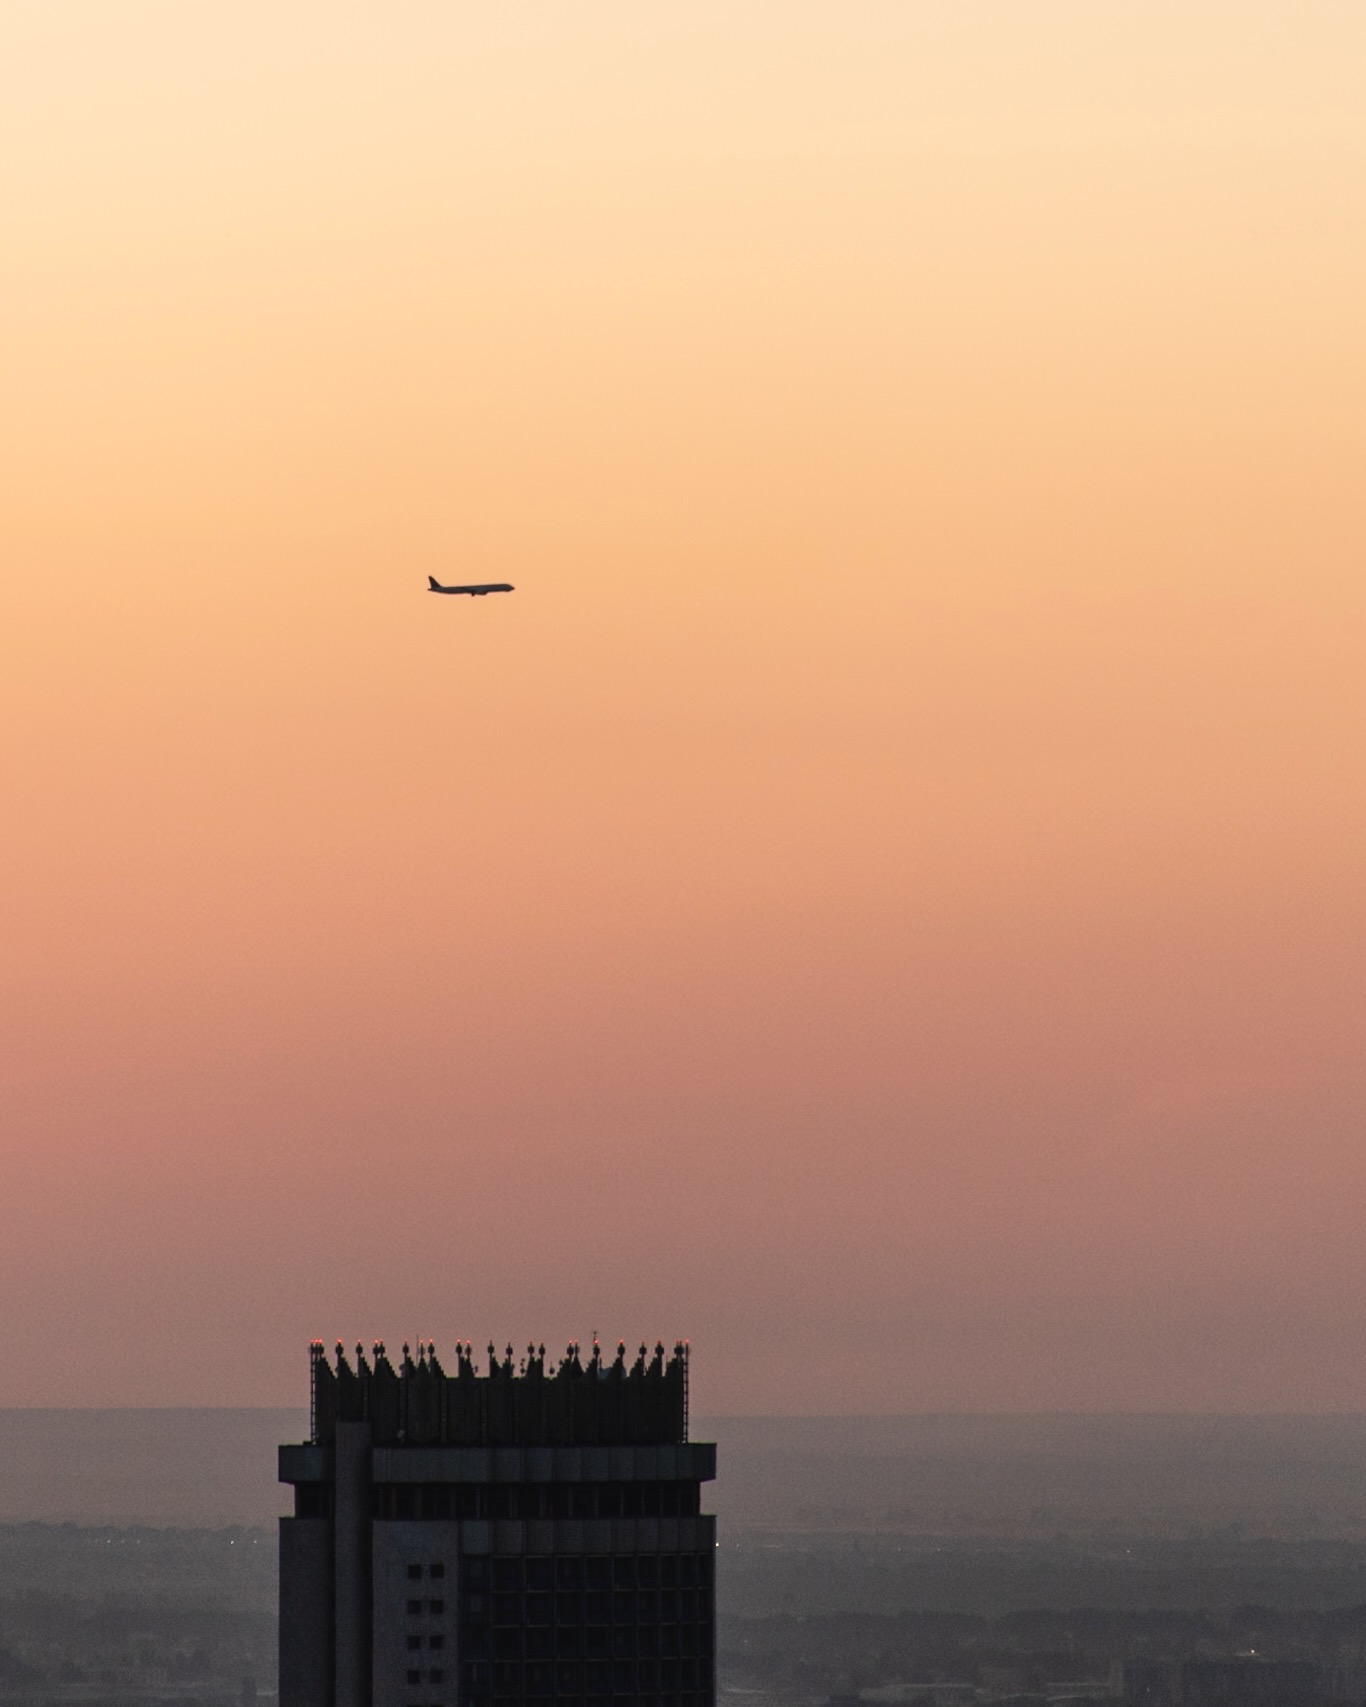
[279,1339,715,1707]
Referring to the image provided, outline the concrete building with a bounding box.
[280,1338,715,1707]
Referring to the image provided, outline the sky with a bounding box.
[2,3,1364,1411]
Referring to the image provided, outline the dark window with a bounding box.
[526,1557,553,1590]
[587,1591,611,1623]
[407,1564,422,1581]
[586,1557,610,1590]
[527,1592,552,1626]
[429,1562,445,1579]
[556,1556,584,1588]
[429,1635,445,1651]
[555,1626,581,1657]
[429,1668,444,1683]
[637,1557,657,1589]
[406,1636,421,1651]
[613,1660,636,1691]
[638,1590,657,1622]
[421,1486,452,1519]
[494,1630,522,1660]
[586,1660,611,1692]
[660,1557,678,1587]
[613,1591,635,1622]
[525,1628,552,1660]
[493,1560,521,1591]
[679,1555,696,1587]
[406,1599,422,1616]
[465,1558,490,1590]
[526,1661,552,1695]
[429,1599,445,1616]
[406,1670,421,1685]
[612,1626,635,1657]
[556,1591,582,1623]
[587,1626,610,1657]
[612,1559,634,1590]
[557,1661,583,1693]
[463,1592,486,1618]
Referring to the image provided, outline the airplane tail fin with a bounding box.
[427,576,441,591]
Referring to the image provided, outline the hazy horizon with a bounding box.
[7,1409,1366,1537]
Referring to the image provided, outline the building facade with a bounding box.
[280,1339,715,1707]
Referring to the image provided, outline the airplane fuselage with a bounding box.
[428,579,514,595]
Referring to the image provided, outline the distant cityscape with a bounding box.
[7,1413,1366,1707]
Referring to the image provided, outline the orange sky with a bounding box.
[2,3,1364,1409]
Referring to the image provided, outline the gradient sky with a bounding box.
[3,3,1364,1410]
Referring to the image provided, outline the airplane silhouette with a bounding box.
[428,577,514,596]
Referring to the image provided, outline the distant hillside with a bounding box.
[702,1415,1366,1539]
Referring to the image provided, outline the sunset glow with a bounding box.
[3,3,1364,1408]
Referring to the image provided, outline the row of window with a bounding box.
[464,1555,711,1592]
[461,1658,708,1693]
[406,1598,445,1616]
[457,1624,712,1662]
[408,1562,446,1580]
[378,1482,703,1521]
[465,1592,709,1630]
[413,1694,710,1707]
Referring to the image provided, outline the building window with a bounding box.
[430,1634,445,1650]
[407,1564,422,1581]
[429,1562,445,1578]
[406,1670,420,1685]
[429,1668,444,1683]
[429,1598,445,1615]
[406,1636,421,1651]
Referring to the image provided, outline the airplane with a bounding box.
[428,576,514,596]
